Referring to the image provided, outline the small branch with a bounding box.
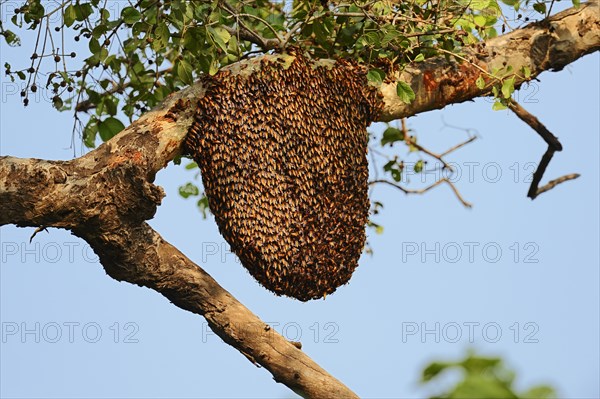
[371,178,472,208]
[526,147,580,199]
[75,68,172,112]
[440,136,477,157]
[400,118,477,172]
[535,173,581,197]
[29,226,49,242]
[405,135,455,172]
[508,101,579,199]
[509,101,562,151]
[220,1,281,51]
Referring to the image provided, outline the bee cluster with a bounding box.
[185,50,383,301]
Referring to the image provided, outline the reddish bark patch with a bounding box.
[423,71,437,92]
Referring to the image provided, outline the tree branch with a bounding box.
[378,2,600,121]
[1,3,597,397]
[371,178,473,208]
[0,80,360,398]
[507,101,580,199]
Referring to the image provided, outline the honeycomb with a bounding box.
[185,50,382,301]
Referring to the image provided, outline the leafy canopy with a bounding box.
[2,0,563,142]
[0,0,574,214]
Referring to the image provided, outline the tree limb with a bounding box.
[507,101,580,199]
[1,3,598,397]
[378,2,600,121]
[0,81,359,398]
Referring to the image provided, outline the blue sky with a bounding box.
[1,3,599,398]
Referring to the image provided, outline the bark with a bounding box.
[0,87,359,398]
[1,3,598,398]
[379,1,600,121]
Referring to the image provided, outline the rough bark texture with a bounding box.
[1,4,598,398]
[0,93,359,398]
[379,2,600,121]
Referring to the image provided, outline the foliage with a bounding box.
[1,0,571,141]
[0,0,578,214]
[422,351,557,399]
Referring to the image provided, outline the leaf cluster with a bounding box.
[422,352,557,399]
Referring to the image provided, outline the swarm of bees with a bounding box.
[185,49,383,301]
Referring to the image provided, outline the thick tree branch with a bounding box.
[1,3,597,398]
[378,2,600,121]
[0,82,359,398]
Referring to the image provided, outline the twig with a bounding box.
[29,226,48,242]
[509,101,562,150]
[508,101,579,199]
[401,118,476,172]
[405,135,455,172]
[220,1,281,50]
[371,178,472,208]
[536,173,580,197]
[440,136,477,157]
[75,68,172,112]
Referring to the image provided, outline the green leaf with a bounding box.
[98,117,125,141]
[361,31,380,47]
[421,352,558,399]
[396,81,415,104]
[413,53,425,62]
[501,77,515,98]
[533,2,547,14]
[183,27,204,52]
[390,168,402,182]
[381,127,404,146]
[52,96,63,110]
[154,22,170,48]
[476,75,486,89]
[522,66,531,79]
[2,30,20,46]
[83,119,98,148]
[89,37,101,54]
[63,4,76,27]
[450,375,518,399]
[179,182,200,199]
[414,159,424,173]
[492,100,508,111]
[74,3,93,21]
[177,60,194,85]
[367,68,386,85]
[422,361,453,382]
[521,385,557,399]
[572,0,581,6]
[208,26,231,53]
[121,7,141,25]
[474,15,487,27]
[197,195,210,218]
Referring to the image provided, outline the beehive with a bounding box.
[185,50,382,301]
